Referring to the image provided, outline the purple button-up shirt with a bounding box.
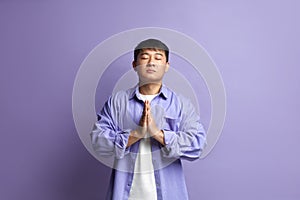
[91,85,206,200]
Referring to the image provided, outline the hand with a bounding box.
[126,101,149,147]
[127,100,165,147]
[144,101,165,145]
[136,100,149,138]
[145,101,160,137]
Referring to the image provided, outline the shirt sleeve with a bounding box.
[90,97,131,159]
[162,97,207,160]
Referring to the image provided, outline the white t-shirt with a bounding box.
[128,94,158,200]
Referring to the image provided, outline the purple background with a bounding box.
[1,1,299,200]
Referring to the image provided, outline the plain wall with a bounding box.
[0,1,299,199]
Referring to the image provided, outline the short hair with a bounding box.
[134,39,169,62]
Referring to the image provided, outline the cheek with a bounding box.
[135,65,142,71]
[136,59,148,66]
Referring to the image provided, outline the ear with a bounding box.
[132,61,137,71]
[164,62,170,72]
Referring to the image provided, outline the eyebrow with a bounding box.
[139,52,163,56]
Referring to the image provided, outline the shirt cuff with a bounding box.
[114,129,131,158]
[163,130,176,148]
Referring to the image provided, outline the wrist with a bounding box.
[130,130,140,138]
[151,130,165,146]
[152,130,163,138]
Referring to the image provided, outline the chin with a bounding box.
[139,79,161,85]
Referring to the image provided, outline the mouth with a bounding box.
[146,69,156,73]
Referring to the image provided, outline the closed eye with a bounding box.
[155,53,163,60]
[140,53,149,59]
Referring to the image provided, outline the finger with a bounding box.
[142,101,147,115]
[143,101,148,114]
[148,116,152,124]
[146,101,151,112]
[140,117,146,127]
[144,100,148,111]
[144,100,148,109]
[140,110,147,126]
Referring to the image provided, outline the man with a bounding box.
[91,39,207,200]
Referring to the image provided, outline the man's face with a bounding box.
[133,48,169,85]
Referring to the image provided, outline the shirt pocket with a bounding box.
[163,115,180,132]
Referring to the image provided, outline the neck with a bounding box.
[139,82,162,95]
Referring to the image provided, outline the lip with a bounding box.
[146,69,156,73]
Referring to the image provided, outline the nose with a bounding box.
[147,55,156,66]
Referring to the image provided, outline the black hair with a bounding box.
[134,39,169,62]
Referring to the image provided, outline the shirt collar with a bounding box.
[129,84,169,100]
